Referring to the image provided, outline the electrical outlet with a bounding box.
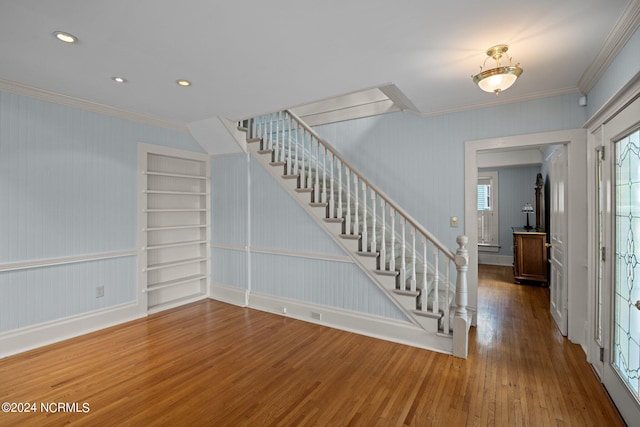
[96,286,104,298]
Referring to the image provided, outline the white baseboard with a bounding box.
[478,253,513,266]
[210,283,453,354]
[211,282,249,306]
[0,302,142,359]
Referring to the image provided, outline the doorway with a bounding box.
[464,129,586,338]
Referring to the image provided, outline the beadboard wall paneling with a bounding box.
[0,90,202,264]
[0,256,135,332]
[212,247,247,289]
[587,26,640,119]
[211,154,248,247]
[249,158,346,255]
[479,166,542,256]
[250,252,406,321]
[0,89,203,334]
[314,93,587,252]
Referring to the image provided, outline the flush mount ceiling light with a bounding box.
[472,44,523,95]
[112,77,127,83]
[176,79,191,87]
[53,31,78,44]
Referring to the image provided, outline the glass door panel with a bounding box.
[614,128,640,400]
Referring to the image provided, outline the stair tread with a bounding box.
[357,251,378,257]
[324,218,343,223]
[412,309,443,319]
[393,289,420,297]
[340,233,360,240]
[376,269,399,277]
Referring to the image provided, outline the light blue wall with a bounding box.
[0,90,203,332]
[587,26,640,117]
[479,166,542,257]
[211,154,248,289]
[314,93,586,252]
[210,152,406,320]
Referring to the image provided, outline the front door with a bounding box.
[549,145,568,335]
[602,95,640,424]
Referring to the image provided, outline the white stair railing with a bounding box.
[244,111,469,357]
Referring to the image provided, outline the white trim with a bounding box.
[478,253,513,267]
[0,250,136,273]
[211,282,249,307]
[217,116,248,153]
[0,302,141,359]
[409,87,580,119]
[209,285,454,355]
[211,242,354,264]
[584,71,640,129]
[137,142,211,316]
[578,1,640,94]
[465,129,586,332]
[0,78,187,132]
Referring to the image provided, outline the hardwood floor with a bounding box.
[0,265,625,426]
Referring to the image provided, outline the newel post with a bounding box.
[453,235,470,359]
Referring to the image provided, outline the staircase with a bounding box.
[239,110,470,358]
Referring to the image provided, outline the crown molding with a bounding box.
[411,87,580,119]
[578,0,640,94]
[0,78,188,133]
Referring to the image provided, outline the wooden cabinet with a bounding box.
[512,229,548,284]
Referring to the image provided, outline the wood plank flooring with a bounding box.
[0,265,625,426]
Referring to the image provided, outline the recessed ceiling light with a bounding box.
[176,79,191,87]
[53,31,78,44]
[112,77,127,83]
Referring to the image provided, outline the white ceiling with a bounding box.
[0,0,636,129]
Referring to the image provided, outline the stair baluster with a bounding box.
[329,153,335,217]
[432,246,439,315]
[371,193,377,253]
[361,181,368,252]
[314,136,320,202]
[299,125,306,188]
[345,167,351,234]
[276,112,284,163]
[389,208,396,274]
[292,115,299,176]
[354,174,359,237]
[410,228,417,292]
[337,158,343,220]
[242,109,470,358]
[322,147,327,204]
[286,113,292,175]
[400,218,406,290]
[444,257,451,334]
[380,200,386,270]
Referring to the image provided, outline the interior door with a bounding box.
[549,145,568,335]
[602,95,640,425]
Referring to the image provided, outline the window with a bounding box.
[477,171,499,248]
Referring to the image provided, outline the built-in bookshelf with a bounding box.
[138,145,210,313]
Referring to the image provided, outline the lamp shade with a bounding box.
[474,66,522,94]
[472,45,523,95]
[521,203,534,213]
